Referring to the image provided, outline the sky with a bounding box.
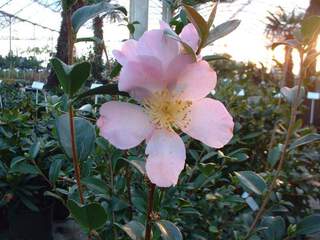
[0,0,310,69]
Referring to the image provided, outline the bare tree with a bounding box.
[46,0,85,88]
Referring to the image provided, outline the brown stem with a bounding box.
[31,160,52,187]
[102,42,112,73]
[69,105,84,204]
[245,50,305,239]
[108,155,117,239]
[126,167,133,220]
[145,182,156,240]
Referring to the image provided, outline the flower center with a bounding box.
[143,90,192,131]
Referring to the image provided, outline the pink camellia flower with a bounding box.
[97,23,234,187]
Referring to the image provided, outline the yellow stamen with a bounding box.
[142,89,192,131]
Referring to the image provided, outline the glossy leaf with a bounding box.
[207,1,218,28]
[10,162,39,175]
[51,58,91,97]
[81,176,108,194]
[260,216,286,240]
[206,20,240,46]
[164,28,197,61]
[72,2,127,33]
[235,171,267,195]
[74,84,128,102]
[49,155,63,185]
[67,199,107,231]
[289,133,320,151]
[183,4,209,52]
[203,55,230,62]
[296,214,320,235]
[118,220,145,240]
[55,114,96,162]
[124,159,146,175]
[29,141,40,159]
[267,144,283,167]
[155,220,183,240]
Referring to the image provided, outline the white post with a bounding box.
[307,92,320,125]
[162,1,172,23]
[36,89,39,105]
[130,0,149,39]
[43,91,48,112]
[310,100,315,125]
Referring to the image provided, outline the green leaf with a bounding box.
[207,1,218,28]
[49,156,63,185]
[183,4,209,52]
[20,195,39,212]
[289,133,320,151]
[199,163,216,176]
[81,176,108,194]
[10,162,39,175]
[118,220,145,240]
[235,171,267,195]
[260,216,286,240]
[230,152,249,162]
[55,114,96,162]
[267,144,283,167]
[73,84,128,103]
[10,156,26,168]
[72,2,127,33]
[301,16,320,41]
[29,141,41,159]
[206,20,240,46]
[110,63,122,78]
[203,55,230,62]
[67,199,107,231]
[155,220,183,240]
[296,214,320,235]
[124,159,146,175]
[51,58,91,97]
[164,28,197,61]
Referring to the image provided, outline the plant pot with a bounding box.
[53,198,69,221]
[8,203,53,240]
[0,207,8,231]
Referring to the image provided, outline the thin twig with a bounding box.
[126,166,133,220]
[245,50,305,239]
[69,105,85,204]
[145,181,156,240]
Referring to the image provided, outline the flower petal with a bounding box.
[183,98,234,148]
[118,55,164,100]
[179,23,200,52]
[112,39,138,66]
[166,54,194,88]
[145,129,186,187]
[137,29,179,70]
[172,60,217,100]
[98,101,153,150]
